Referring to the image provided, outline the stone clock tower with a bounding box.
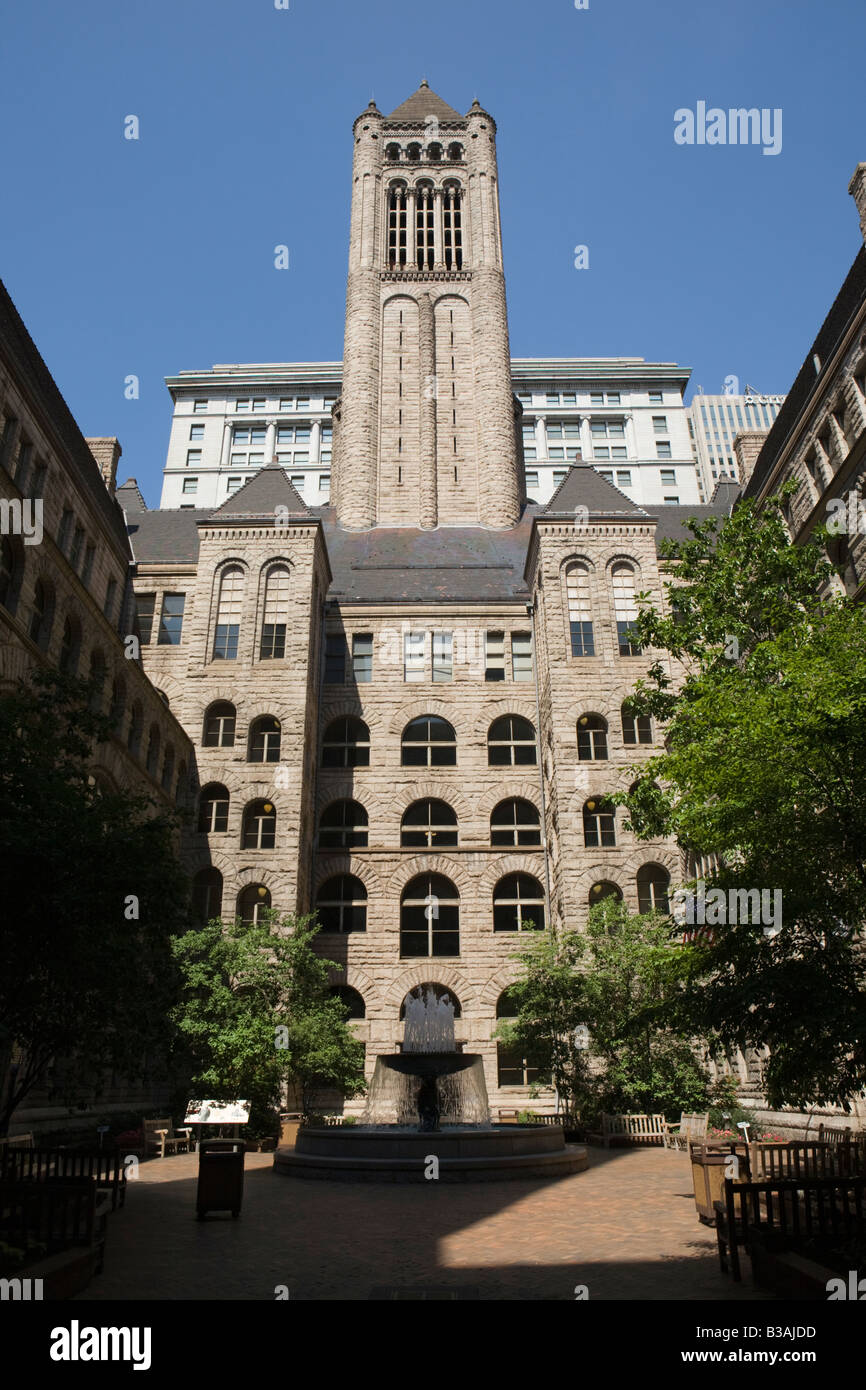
[331,82,523,531]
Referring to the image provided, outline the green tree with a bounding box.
[495,902,708,1123]
[170,911,366,1125]
[620,490,866,1108]
[0,670,188,1134]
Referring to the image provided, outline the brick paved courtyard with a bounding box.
[77,1146,776,1301]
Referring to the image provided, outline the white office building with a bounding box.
[159,356,701,512]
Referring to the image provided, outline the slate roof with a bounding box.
[116,477,148,513]
[386,81,464,124]
[126,508,212,565]
[321,508,535,603]
[540,464,651,519]
[206,464,311,520]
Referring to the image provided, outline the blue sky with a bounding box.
[1,0,864,504]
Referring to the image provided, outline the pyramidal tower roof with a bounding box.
[206,464,311,520]
[386,79,463,124]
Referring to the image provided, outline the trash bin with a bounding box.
[279,1113,303,1148]
[196,1138,245,1219]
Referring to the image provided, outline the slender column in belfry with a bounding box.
[418,292,438,529]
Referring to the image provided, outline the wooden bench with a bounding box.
[0,1132,33,1151]
[715,1174,866,1282]
[663,1112,709,1151]
[0,1179,110,1275]
[599,1113,667,1147]
[143,1117,192,1158]
[0,1147,127,1211]
[744,1139,866,1183]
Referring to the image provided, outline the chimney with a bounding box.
[86,437,122,494]
[849,163,866,243]
[733,430,769,489]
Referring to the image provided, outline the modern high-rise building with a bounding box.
[687,391,786,499]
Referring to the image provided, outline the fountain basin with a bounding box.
[381,1051,476,1079]
[273,1124,589,1183]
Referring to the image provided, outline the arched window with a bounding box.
[58,615,81,675]
[589,881,623,907]
[0,535,19,610]
[427,142,442,161]
[621,706,652,745]
[488,715,536,766]
[213,565,244,660]
[385,142,401,162]
[493,874,545,932]
[28,578,53,648]
[260,565,290,659]
[583,798,616,848]
[322,716,370,768]
[490,799,541,847]
[330,985,366,1019]
[447,142,463,162]
[319,800,368,850]
[612,562,641,655]
[442,182,462,269]
[400,983,461,1019]
[388,183,408,267]
[109,676,126,731]
[161,744,175,794]
[406,142,421,162]
[401,715,456,767]
[495,988,541,1087]
[127,701,143,755]
[203,701,236,747]
[415,182,435,269]
[316,875,367,933]
[198,783,230,834]
[248,715,281,763]
[237,883,271,925]
[577,714,608,760]
[637,863,671,914]
[88,649,106,710]
[192,867,222,923]
[145,725,161,778]
[565,562,594,656]
[401,799,457,848]
[242,799,276,850]
[400,874,459,958]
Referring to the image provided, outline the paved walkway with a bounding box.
[79,1146,775,1301]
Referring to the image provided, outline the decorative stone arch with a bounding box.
[386,854,472,899]
[326,964,381,1015]
[320,701,384,738]
[150,672,185,709]
[479,854,547,899]
[185,845,236,878]
[564,772,633,823]
[479,969,526,1012]
[382,290,418,316]
[239,779,284,804]
[389,700,463,739]
[477,781,541,819]
[432,290,470,313]
[559,551,598,577]
[396,780,473,823]
[312,857,384,899]
[473,700,538,741]
[604,552,644,582]
[384,965,473,1015]
[233,864,278,894]
[562,695,620,730]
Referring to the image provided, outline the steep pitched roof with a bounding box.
[540,464,651,519]
[127,509,211,564]
[386,81,463,124]
[206,464,311,521]
[117,477,148,513]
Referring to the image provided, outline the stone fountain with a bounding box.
[274,987,588,1182]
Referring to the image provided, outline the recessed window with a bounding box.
[404,631,426,682]
[198,784,230,834]
[158,593,185,645]
[637,863,670,914]
[493,874,545,932]
[648,391,663,405]
[401,799,458,849]
[203,701,236,747]
[552,469,567,486]
[324,633,347,683]
[182,477,198,494]
[249,716,282,763]
[583,798,616,847]
[242,799,277,850]
[316,876,367,933]
[186,450,202,467]
[616,470,632,488]
[432,631,452,682]
[490,798,541,847]
[488,715,537,766]
[525,470,539,488]
[213,566,244,660]
[485,630,505,681]
[136,593,156,645]
[577,714,608,760]
[260,566,289,659]
[612,564,641,655]
[401,716,456,767]
[238,884,271,925]
[192,868,222,922]
[565,563,594,657]
[193,399,208,413]
[190,424,205,441]
[319,800,368,850]
[622,707,652,744]
[511,631,533,681]
[660,469,676,486]
[352,632,373,683]
[227,476,243,494]
[400,874,459,958]
[652,415,668,434]
[656,441,672,459]
[322,716,370,768]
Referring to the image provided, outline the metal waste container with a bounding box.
[196,1138,245,1219]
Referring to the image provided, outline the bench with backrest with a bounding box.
[744,1139,866,1184]
[600,1113,667,1147]
[0,1133,33,1151]
[663,1112,709,1151]
[0,1179,110,1274]
[0,1147,127,1211]
[143,1117,192,1158]
[714,1173,866,1282]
